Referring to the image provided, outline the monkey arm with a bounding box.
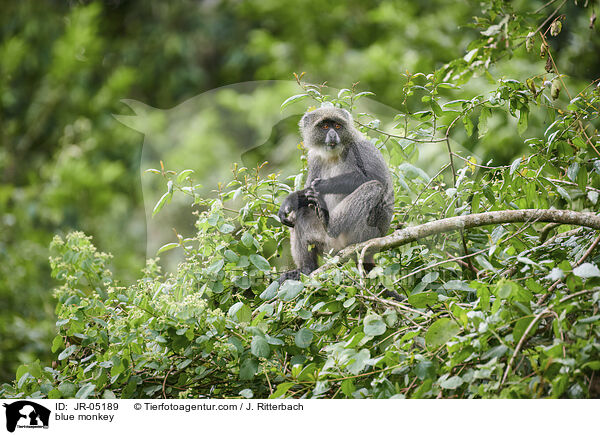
[310,173,368,195]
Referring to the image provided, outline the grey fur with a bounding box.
[278,107,394,282]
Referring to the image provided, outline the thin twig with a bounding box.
[392,248,487,285]
[537,232,600,305]
[576,234,600,266]
[548,178,600,194]
[559,289,598,304]
[356,121,446,143]
[401,163,451,221]
[264,368,273,396]
[162,366,174,399]
[501,308,552,386]
[357,294,431,318]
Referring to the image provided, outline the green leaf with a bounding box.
[58,382,76,397]
[510,157,522,175]
[513,317,535,342]
[347,349,370,375]
[239,389,253,398]
[430,99,443,117]
[415,360,435,380]
[425,318,460,349]
[444,99,468,108]
[51,335,63,353]
[219,223,235,233]
[517,108,528,135]
[206,258,224,274]
[241,232,255,248]
[363,314,386,336]
[440,375,463,390]
[269,382,294,399]
[576,166,588,191]
[251,336,270,358]
[482,344,508,360]
[483,185,496,204]
[260,281,279,300]
[408,292,438,308]
[224,250,239,262]
[249,254,271,272]
[152,191,172,217]
[75,383,95,399]
[176,169,194,183]
[341,379,356,397]
[337,88,351,98]
[343,296,356,308]
[556,186,570,201]
[278,280,304,301]
[412,379,433,398]
[513,283,533,303]
[496,279,515,299]
[478,106,491,138]
[228,302,252,323]
[354,91,375,100]
[295,328,314,348]
[15,365,27,382]
[578,315,600,324]
[239,358,258,380]
[48,388,62,399]
[567,163,579,182]
[463,115,474,137]
[58,345,77,361]
[281,93,309,110]
[572,263,600,279]
[477,285,490,311]
[157,242,179,255]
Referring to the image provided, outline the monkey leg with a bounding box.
[279,207,325,283]
[291,207,324,273]
[326,180,388,243]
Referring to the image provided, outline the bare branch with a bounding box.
[313,209,600,276]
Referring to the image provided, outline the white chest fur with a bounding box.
[309,150,348,211]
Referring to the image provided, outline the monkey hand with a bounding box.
[309,177,324,192]
[305,186,329,228]
[278,192,299,227]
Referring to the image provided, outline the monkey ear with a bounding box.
[300,111,316,129]
[340,108,352,121]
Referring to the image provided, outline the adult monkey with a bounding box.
[278,106,394,282]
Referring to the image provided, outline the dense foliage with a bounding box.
[2,1,600,398]
[1,0,486,382]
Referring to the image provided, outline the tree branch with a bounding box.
[313,209,600,276]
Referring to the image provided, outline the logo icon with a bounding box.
[2,401,50,433]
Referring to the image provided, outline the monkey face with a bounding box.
[310,118,354,152]
[318,120,342,148]
[300,107,355,152]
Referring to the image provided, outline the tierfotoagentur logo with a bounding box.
[2,401,50,433]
